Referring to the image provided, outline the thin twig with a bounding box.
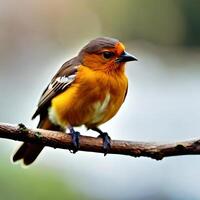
[0,122,200,160]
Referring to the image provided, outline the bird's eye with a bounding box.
[102,51,115,59]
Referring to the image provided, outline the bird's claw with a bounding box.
[69,130,80,154]
[98,132,111,156]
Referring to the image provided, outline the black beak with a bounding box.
[116,51,138,63]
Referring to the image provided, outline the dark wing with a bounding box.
[32,57,80,119]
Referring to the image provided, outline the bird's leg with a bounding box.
[68,126,80,153]
[91,127,111,156]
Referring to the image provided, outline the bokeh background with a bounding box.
[0,0,200,199]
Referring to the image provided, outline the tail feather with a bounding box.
[12,116,57,166]
[12,143,29,162]
[23,144,44,165]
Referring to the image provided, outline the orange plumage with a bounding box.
[51,57,128,128]
[12,37,137,165]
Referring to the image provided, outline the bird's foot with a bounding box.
[98,132,111,156]
[69,127,80,153]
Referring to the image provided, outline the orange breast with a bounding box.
[50,65,128,129]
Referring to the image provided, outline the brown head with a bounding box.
[78,37,137,71]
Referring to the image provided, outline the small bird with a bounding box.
[12,37,137,165]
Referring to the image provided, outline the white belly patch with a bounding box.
[91,93,111,124]
[48,107,58,125]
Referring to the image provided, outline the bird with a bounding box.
[12,37,137,165]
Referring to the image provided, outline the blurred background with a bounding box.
[0,0,200,199]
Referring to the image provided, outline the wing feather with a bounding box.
[32,57,80,119]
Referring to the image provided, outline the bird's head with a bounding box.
[78,37,137,71]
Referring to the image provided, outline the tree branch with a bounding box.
[1,122,200,160]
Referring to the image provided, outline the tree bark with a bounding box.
[1,122,200,160]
